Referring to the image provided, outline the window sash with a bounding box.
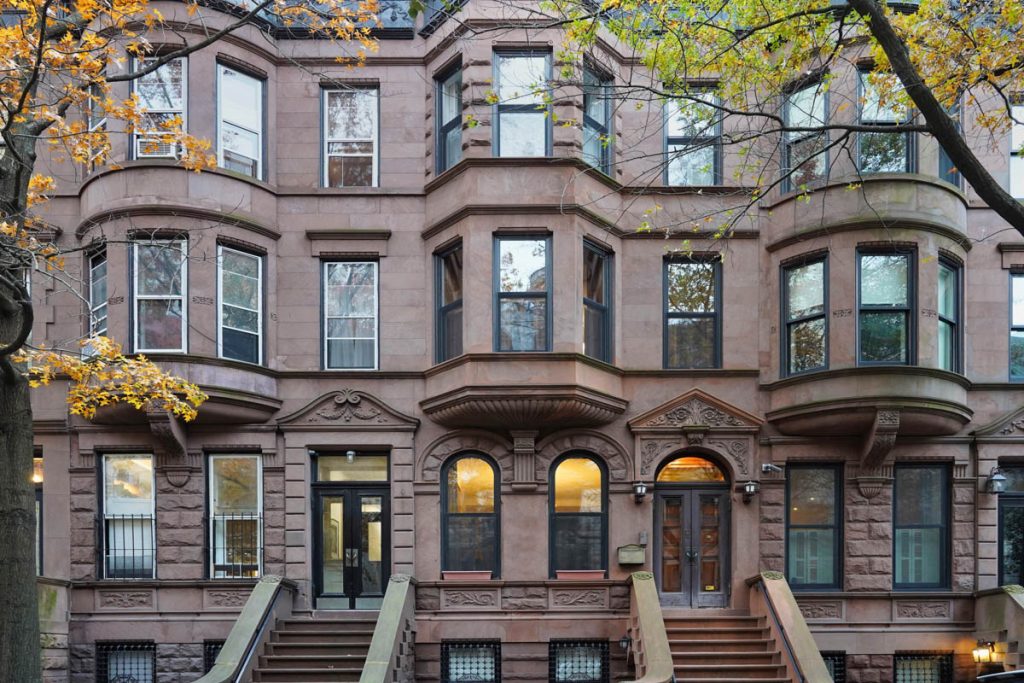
[436,245,464,363]
[323,88,379,187]
[858,72,913,173]
[893,465,949,589]
[664,260,720,368]
[133,241,187,353]
[323,261,379,370]
[786,464,841,589]
[89,251,108,338]
[209,454,263,578]
[102,455,156,580]
[494,52,551,157]
[783,258,827,375]
[937,261,959,372]
[494,237,551,352]
[583,243,612,362]
[131,57,186,159]
[217,246,262,364]
[1012,103,1024,199]
[217,65,263,178]
[857,251,913,365]
[549,457,607,576]
[436,70,462,173]
[665,94,721,186]
[583,69,611,174]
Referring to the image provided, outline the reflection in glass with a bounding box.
[894,466,947,586]
[582,245,610,362]
[324,262,377,369]
[495,53,549,158]
[859,253,910,364]
[665,260,718,368]
[552,458,604,573]
[497,238,549,351]
[438,245,464,362]
[444,457,497,573]
[937,262,958,371]
[660,497,683,592]
[657,457,725,483]
[135,241,186,352]
[554,458,602,513]
[317,455,388,482]
[218,66,262,177]
[699,495,720,592]
[219,247,261,363]
[321,496,345,595]
[666,93,719,186]
[361,496,383,595]
[326,90,377,187]
[785,83,827,190]
[786,466,838,587]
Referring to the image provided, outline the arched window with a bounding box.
[442,455,499,576]
[550,455,607,577]
[656,456,727,483]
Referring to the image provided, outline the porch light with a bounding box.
[742,480,760,503]
[972,641,994,664]
[346,449,356,464]
[618,634,632,652]
[986,467,1008,494]
[632,481,648,503]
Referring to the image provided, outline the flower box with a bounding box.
[555,570,605,580]
[441,571,492,581]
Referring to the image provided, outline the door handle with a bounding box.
[685,549,697,564]
[345,548,359,567]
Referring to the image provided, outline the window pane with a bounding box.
[91,254,108,303]
[444,125,461,169]
[895,657,944,683]
[222,272,259,313]
[937,263,956,320]
[1002,504,1024,584]
[498,239,547,293]
[788,133,827,187]
[327,339,375,368]
[895,468,945,526]
[498,112,546,156]
[136,244,184,296]
[657,457,725,483]
[222,328,258,364]
[859,132,907,173]
[895,527,942,584]
[442,306,463,359]
[583,248,605,304]
[327,90,376,140]
[668,144,715,185]
[553,515,603,571]
[789,468,835,525]
[136,59,183,111]
[787,85,826,129]
[317,455,388,482]
[326,263,376,315]
[582,127,604,170]
[1005,467,1024,493]
[445,516,496,572]
[859,311,907,363]
[107,649,155,683]
[498,298,547,351]
[447,458,494,513]
[440,71,461,125]
[138,299,183,350]
[221,122,259,161]
[1012,155,1024,199]
[789,318,826,373]
[497,55,547,105]
[211,456,259,514]
[860,254,908,306]
[583,304,607,361]
[105,456,154,514]
[666,262,716,313]
[1012,275,1024,325]
[220,67,261,130]
[441,247,463,305]
[861,74,907,123]
[787,528,835,586]
[554,458,602,513]
[583,70,608,125]
[327,155,374,187]
[1011,331,1024,378]
[786,261,824,320]
[447,645,497,682]
[938,320,954,371]
[223,248,259,279]
[666,317,716,368]
[667,94,717,137]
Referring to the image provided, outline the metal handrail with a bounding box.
[755,578,806,683]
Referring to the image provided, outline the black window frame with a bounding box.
[893,653,953,683]
[95,641,156,683]
[548,453,608,578]
[549,640,610,683]
[664,90,722,186]
[1010,272,1024,381]
[98,453,157,580]
[821,652,847,683]
[938,99,962,188]
[493,234,553,352]
[582,240,613,363]
[493,50,552,158]
[998,465,1024,586]
[435,241,464,364]
[781,253,829,377]
[440,454,501,578]
[893,463,951,591]
[435,64,462,174]
[441,640,501,683]
[34,450,43,576]
[857,69,916,174]
[783,80,829,193]
[785,463,843,591]
[936,256,961,374]
[663,255,722,369]
[582,66,612,175]
[856,247,916,366]
[204,640,226,674]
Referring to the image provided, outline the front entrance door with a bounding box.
[655,489,729,607]
[313,488,389,609]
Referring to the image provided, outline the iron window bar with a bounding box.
[893,653,953,683]
[209,513,262,579]
[441,641,501,683]
[95,641,156,683]
[821,652,846,683]
[204,640,226,673]
[101,514,155,580]
[549,640,610,683]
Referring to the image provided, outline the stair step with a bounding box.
[278,619,376,632]
[673,663,788,679]
[669,639,775,653]
[272,630,373,644]
[266,642,370,657]
[259,655,370,669]
[666,627,769,639]
[253,668,362,682]
[673,652,780,664]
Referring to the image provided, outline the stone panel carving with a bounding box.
[798,601,843,620]
[204,590,250,608]
[536,430,632,482]
[277,389,419,431]
[895,601,950,619]
[550,589,606,607]
[98,591,153,609]
[418,430,513,483]
[442,590,498,608]
[639,398,745,428]
[706,438,751,476]
[640,440,679,477]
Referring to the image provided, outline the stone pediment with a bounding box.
[277,389,419,432]
[628,389,762,433]
[974,403,1024,439]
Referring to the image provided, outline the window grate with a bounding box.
[203,640,225,673]
[549,640,609,683]
[821,652,846,683]
[96,641,155,683]
[894,653,953,683]
[209,513,262,579]
[441,641,501,683]
[101,514,155,579]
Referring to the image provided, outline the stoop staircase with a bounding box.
[665,611,790,682]
[252,613,378,682]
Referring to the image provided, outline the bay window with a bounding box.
[436,68,462,173]
[494,52,551,157]
[102,455,155,579]
[858,72,912,174]
[783,256,827,375]
[582,68,612,174]
[209,455,262,579]
[784,82,827,190]
[324,88,378,187]
[436,243,463,363]
[89,249,108,339]
[218,246,262,364]
[786,464,841,589]
[937,258,960,372]
[858,250,913,365]
[442,456,499,576]
[583,242,611,363]
[132,57,185,159]
[495,236,550,352]
[323,261,378,369]
[217,65,263,178]
[133,240,187,353]
[550,456,606,577]
[894,464,950,589]
[665,92,720,186]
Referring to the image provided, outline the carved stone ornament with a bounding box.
[855,464,894,499]
[895,601,950,619]
[640,440,679,477]
[206,590,249,608]
[418,430,513,483]
[682,426,708,445]
[798,601,843,620]
[146,408,186,460]
[1000,419,1024,435]
[99,591,153,609]
[277,389,419,432]
[551,590,606,607]
[707,438,750,476]
[642,398,745,428]
[536,430,632,482]
[443,590,496,607]
[861,409,900,469]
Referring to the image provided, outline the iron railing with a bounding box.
[209,513,262,579]
[101,515,155,579]
[893,653,953,683]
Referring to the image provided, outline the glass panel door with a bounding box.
[656,489,729,608]
[694,492,727,607]
[314,488,389,609]
[658,496,686,604]
[320,495,346,600]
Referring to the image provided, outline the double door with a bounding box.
[313,488,389,609]
[655,488,729,607]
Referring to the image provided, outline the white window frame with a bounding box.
[208,454,263,579]
[216,245,263,364]
[130,57,186,159]
[1011,102,1024,199]
[102,454,156,580]
[133,240,188,353]
[322,88,379,188]
[217,64,263,179]
[323,260,379,370]
[89,249,108,339]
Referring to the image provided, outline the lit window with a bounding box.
[442,456,498,576]
[323,261,378,369]
[102,455,155,579]
[783,257,827,375]
[218,246,262,364]
[582,68,612,174]
[133,240,187,353]
[664,258,720,368]
[495,236,550,352]
[894,465,949,589]
[784,82,827,190]
[217,65,263,178]
[666,92,720,185]
[494,52,551,157]
[131,57,186,159]
[324,88,378,187]
[858,72,912,173]
[786,465,841,589]
[436,243,463,363]
[858,250,913,365]
[33,453,42,575]
[550,456,606,576]
[209,455,262,578]
[937,259,959,372]
[583,242,612,363]
[1011,274,1024,380]
[436,68,462,173]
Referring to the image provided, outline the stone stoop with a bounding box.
[251,612,378,682]
[663,612,790,682]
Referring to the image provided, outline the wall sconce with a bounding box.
[632,481,648,503]
[618,634,632,651]
[346,449,357,464]
[742,480,760,504]
[972,641,994,664]
[986,467,1008,494]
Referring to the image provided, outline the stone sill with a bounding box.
[72,579,262,589]
[793,590,974,599]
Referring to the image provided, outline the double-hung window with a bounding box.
[132,57,186,159]
[858,250,913,365]
[493,52,551,157]
[582,68,612,174]
[442,456,499,576]
[88,249,108,339]
[893,464,950,589]
[665,91,721,185]
[133,240,187,353]
[858,72,912,173]
[324,88,378,187]
[217,246,262,364]
[436,243,463,363]
[937,258,960,372]
[1012,101,1024,199]
[209,455,262,579]
[495,236,550,352]
[1011,273,1024,380]
[436,68,462,173]
[998,467,1024,586]
[217,65,263,178]
[86,81,108,170]
[786,465,841,590]
[583,242,612,363]
[784,82,827,191]
[550,456,607,577]
[323,261,378,369]
[664,257,720,368]
[33,453,42,575]
[783,257,827,375]
[102,455,155,579]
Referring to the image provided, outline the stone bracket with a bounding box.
[510,430,538,491]
[854,464,894,499]
[147,408,190,486]
[860,409,900,470]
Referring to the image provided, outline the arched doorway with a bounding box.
[654,455,730,608]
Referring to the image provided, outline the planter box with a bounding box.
[441,571,492,581]
[555,570,605,580]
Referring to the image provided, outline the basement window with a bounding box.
[549,640,609,683]
[441,641,500,683]
[96,641,155,683]
[894,653,952,683]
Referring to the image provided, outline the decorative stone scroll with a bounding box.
[861,409,900,469]
[535,430,632,482]
[277,389,420,432]
[98,590,153,609]
[895,601,950,619]
[798,600,843,620]
[418,430,513,483]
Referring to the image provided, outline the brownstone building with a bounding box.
[23,2,1024,682]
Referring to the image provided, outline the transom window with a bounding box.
[493,52,551,157]
[656,457,726,483]
[858,250,913,365]
[442,456,499,576]
[893,464,950,589]
[858,72,912,174]
[436,68,462,173]
[209,455,262,579]
[495,236,551,352]
[784,82,827,191]
[217,65,263,178]
[665,91,721,186]
[436,242,463,363]
[786,464,841,590]
[550,456,606,577]
[131,57,186,159]
[324,88,379,187]
[133,240,187,353]
[218,246,262,364]
[323,261,378,370]
[783,257,827,375]
[664,258,720,368]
